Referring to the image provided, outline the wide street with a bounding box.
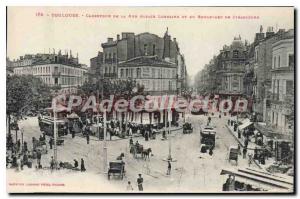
[7,112,251,192]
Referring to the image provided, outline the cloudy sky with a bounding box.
[7,7,294,82]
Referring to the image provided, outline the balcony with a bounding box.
[271,66,294,72]
[270,93,294,104]
[52,71,61,76]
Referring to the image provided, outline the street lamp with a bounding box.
[103,111,107,174]
[164,108,176,162]
[53,104,58,169]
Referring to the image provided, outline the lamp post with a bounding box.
[164,108,176,162]
[103,111,107,173]
[100,68,107,174]
[53,106,58,169]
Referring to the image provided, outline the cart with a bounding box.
[108,160,125,180]
[229,146,239,165]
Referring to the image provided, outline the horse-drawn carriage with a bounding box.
[130,144,152,160]
[130,144,144,158]
[108,160,125,180]
[200,126,216,152]
[183,122,193,134]
[228,146,239,165]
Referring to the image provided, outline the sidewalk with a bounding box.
[225,123,276,171]
[225,124,256,149]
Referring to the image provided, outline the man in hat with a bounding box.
[167,161,171,175]
[137,174,143,191]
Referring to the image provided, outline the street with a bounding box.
[8,113,249,192]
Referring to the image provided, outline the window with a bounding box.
[113,53,116,62]
[144,44,148,55]
[137,68,141,78]
[288,54,294,67]
[273,56,276,68]
[120,69,124,78]
[152,44,156,55]
[278,56,281,68]
[126,68,129,77]
[55,78,58,85]
[233,50,239,58]
[286,80,294,97]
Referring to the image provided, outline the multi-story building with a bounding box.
[92,29,187,94]
[215,36,248,97]
[269,29,294,138]
[89,51,103,83]
[251,26,277,122]
[12,50,88,94]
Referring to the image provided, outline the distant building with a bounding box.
[269,29,294,138]
[216,36,248,96]
[89,51,103,83]
[91,29,187,94]
[12,50,88,94]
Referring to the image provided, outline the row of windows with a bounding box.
[272,79,293,101]
[104,66,117,74]
[39,76,84,86]
[272,53,294,69]
[14,65,86,76]
[103,44,157,64]
[119,67,176,79]
[136,79,176,91]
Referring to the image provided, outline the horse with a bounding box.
[142,148,152,160]
[116,153,125,161]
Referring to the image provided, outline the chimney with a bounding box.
[173,38,177,43]
[255,32,265,43]
[107,38,113,43]
[117,34,120,40]
[266,26,275,38]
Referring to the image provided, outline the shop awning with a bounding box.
[238,121,253,130]
[220,168,293,191]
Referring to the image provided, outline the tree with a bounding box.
[79,78,141,99]
[6,75,51,134]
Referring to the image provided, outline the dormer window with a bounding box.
[233,50,239,58]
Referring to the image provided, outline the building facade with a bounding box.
[91,29,187,94]
[216,36,248,96]
[12,51,88,94]
[270,29,294,138]
[251,27,277,122]
[118,56,177,94]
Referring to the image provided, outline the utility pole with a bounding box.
[101,67,107,174]
[53,107,58,169]
[103,111,107,173]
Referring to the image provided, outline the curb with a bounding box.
[225,124,244,148]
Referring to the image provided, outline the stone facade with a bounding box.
[91,29,187,94]
[216,36,248,96]
[12,51,88,94]
[270,29,294,136]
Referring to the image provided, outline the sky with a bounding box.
[7,7,294,83]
